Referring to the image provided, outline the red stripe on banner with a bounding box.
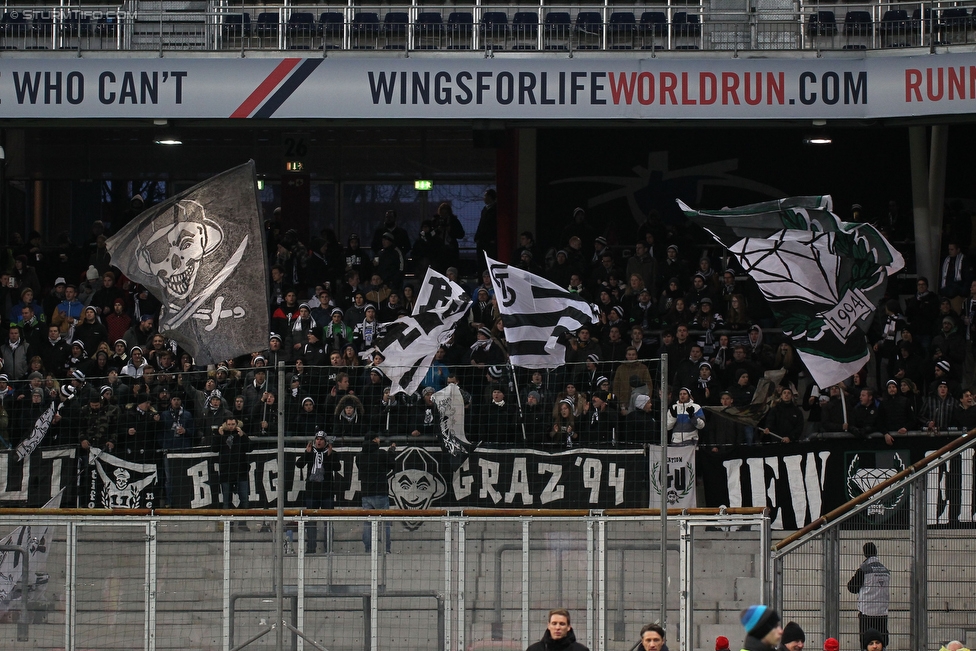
[229,58,302,118]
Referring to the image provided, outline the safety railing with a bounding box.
[0,508,769,651]
[2,1,976,53]
[770,430,976,651]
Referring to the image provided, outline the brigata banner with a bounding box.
[698,435,976,530]
[0,53,975,120]
[167,445,647,509]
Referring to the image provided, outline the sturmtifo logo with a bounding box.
[390,448,448,530]
[650,460,695,506]
[845,451,908,522]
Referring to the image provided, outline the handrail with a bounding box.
[771,428,976,552]
[0,506,766,517]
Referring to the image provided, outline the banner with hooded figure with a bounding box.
[105,161,269,364]
[678,196,904,388]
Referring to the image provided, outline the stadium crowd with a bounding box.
[0,194,971,472]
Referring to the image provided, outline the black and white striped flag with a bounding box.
[486,254,600,368]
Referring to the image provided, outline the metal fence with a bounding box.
[0,509,768,651]
[770,432,976,651]
[3,0,976,53]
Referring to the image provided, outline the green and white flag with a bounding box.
[678,196,904,388]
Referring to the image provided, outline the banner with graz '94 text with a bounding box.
[165,446,648,510]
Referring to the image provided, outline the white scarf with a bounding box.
[942,253,965,286]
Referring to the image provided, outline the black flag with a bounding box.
[105,161,269,363]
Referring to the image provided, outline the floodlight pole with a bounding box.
[658,353,668,629]
[276,361,285,650]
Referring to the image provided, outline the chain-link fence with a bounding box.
[0,509,768,651]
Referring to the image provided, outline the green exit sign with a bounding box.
[414,180,433,191]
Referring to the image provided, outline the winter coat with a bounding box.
[525,628,589,651]
[358,440,395,498]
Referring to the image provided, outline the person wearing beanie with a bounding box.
[823,639,839,651]
[778,622,805,651]
[740,604,783,651]
[847,542,890,642]
[525,608,589,651]
[861,628,884,651]
[715,636,731,651]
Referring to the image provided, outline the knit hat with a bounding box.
[302,397,314,406]
[782,622,805,645]
[478,326,492,338]
[331,307,344,317]
[861,628,884,650]
[586,353,600,363]
[596,375,609,386]
[72,369,86,381]
[863,542,877,557]
[527,390,541,402]
[715,636,730,651]
[422,386,435,396]
[595,236,607,246]
[635,394,651,410]
[824,638,840,651]
[488,366,504,379]
[740,605,780,639]
[86,265,99,281]
[27,371,43,381]
[270,333,283,342]
[936,360,951,373]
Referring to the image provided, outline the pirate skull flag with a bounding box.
[678,196,904,388]
[106,161,269,363]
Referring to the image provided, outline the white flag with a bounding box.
[485,254,600,368]
[375,269,471,395]
[15,401,57,462]
[432,383,470,457]
[0,489,64,612]
[648,444,697,509]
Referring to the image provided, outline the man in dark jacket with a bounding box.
[296,431,340,553]
[212,414,252,530]
[525,608,589,651]
[738,604,783,651]
[358,432,397,553]
[762,388,804,443]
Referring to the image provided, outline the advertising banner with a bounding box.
[0,54,974,120]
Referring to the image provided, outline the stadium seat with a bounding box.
[318,12,343,49]
[222,13,251,39]
[512,11,538,49]
[480,11,508,49]
[415,12,444,49]
[880,10,909,47]
[939,8,970,44]
[544,11,571,49]
[575,11,602,49]
[352,12,379,49]
[383,12,407,49]
[807,11,837,37]
[254,12,279,39]
[672,12,701,38]
[639,11,668,49]
[608,12,636,49]
[286,12,316,41]
[446,12,472,49]
[844,11,872,35]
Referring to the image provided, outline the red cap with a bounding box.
[715,636,730,650]
[824,638,840,651]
